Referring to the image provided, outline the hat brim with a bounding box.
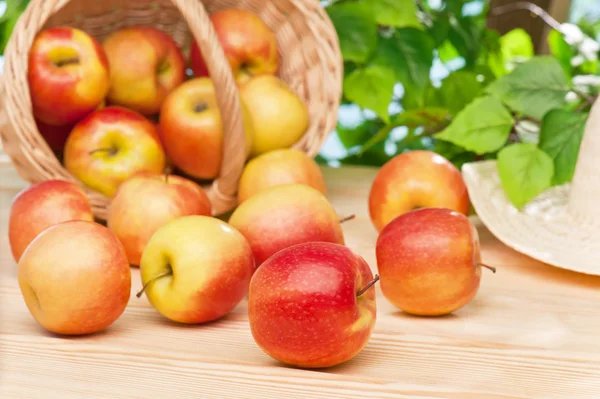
[462,160,600,276]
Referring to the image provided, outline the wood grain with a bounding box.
[1,165,600,399]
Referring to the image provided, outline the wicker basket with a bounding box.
[0,0,342,219]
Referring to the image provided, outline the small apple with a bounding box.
[228,184,344,267]
[18,220,131,335]
[107,172,212,266]
[375,207,496,316]
[158,77,254,180]
[240,75,309,156]
[237,148,327,203]
[35,118,75,153]
[248,241,378,368]
[27,26,110,126]
[368,150,470,232]
[189,8,278,85]
[63,106,166,198]
[102,26,185,116]
[138,215,255,324]
[8,179,94,263]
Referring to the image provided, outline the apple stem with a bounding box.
[136,270,172,298]
[357,274,380,297]
[479,263,497,273]
[339,214,356,224]
[89,147,117,157]
[164,166,172,184]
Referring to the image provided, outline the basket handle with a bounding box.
[171,0,247,214]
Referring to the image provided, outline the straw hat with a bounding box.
[462,98,600,275]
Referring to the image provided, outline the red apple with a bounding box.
[8,179,94,263]
[376,207,495,316]
[158,77,254,180]
[189,8,278,85]
[107,172,212,266]
[369,150,470,232]
[248,241,378,368]
[18,220,131,335]
[27,26,110,126]
[63,106,166,198]
[228,184,345,267]
[102,26,186,116]
[35,119,74,153]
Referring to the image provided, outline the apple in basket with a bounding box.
[376,207,496,316]
[8,180,94,262]
[248,241,378,368]
[107,172,212,266]
[237,148,327,203]
[102,25,186,116]
[27,27,110,126]
[189,8,278,85]
[158,77,254,180]
[228,184,345,267]
[368,150,471,232]
[63,106,167,198]
[137,216,255,324]
[18,220,131,335]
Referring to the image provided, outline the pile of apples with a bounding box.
[28,9,309,198]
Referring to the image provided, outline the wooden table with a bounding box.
[1,164,600,399]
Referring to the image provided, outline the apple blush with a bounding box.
[248,242,378,368]
[376,207,496,316]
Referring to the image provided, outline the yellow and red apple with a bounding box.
[18,220,131,335]
[248,241,378,368]
[237,148,327,203]
[376,207,495,316]
[228,184,344,267]
[107,173,212,266]
[63,106,166,198]
[368,150,470,232]
[27,26,110,126]
[102,26,185,116]
[138,215,255,324]
[8,179,94,262]
[189,8,278,85]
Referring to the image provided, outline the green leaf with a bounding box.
[486,56,571,120]
[430,71,483,115]
[371,0,422,28]
[538,109,588,186]
[438,40,460,63]
[336,118,385,149]
[327,2,378,63]
[548,30,574,78]
[489,28,534,77]
[497,143,554,209]
[448,16,481,67]
[338,140,393,166]
[435,96,514,154]
[343,65,396,123]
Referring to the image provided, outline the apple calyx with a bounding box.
[136,269,172,298]
[479,263,497,273]
[89,147,118,157]
[339,214,356,224]
[193,103,208,113]
[357,274,380,297]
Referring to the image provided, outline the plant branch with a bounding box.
[575,94,598,112]
[490,1,562,31]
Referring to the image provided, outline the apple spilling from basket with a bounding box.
[7,10,497,370]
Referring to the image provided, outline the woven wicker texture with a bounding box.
[462,98,600,276]
[0,0,342,219]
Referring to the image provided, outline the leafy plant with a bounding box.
[323,0,600,210]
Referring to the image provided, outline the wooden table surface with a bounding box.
[1,163,600,399]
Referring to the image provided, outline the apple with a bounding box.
[27,26,110,126]
[102,26,186,116]
[35,118,74,153]
[228,184,344,267]
[107,172,212,266]
[18,220,131,335]
[137,215,255,324]
[375,207,495,316]
[237,148,327,203]
[240,75,309,156]
[368,150,470,232]
[8,179,94,263]
[63,106,167,198]
[248,241,378,368]
[158,77,254,180]
[189,8,278,85]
